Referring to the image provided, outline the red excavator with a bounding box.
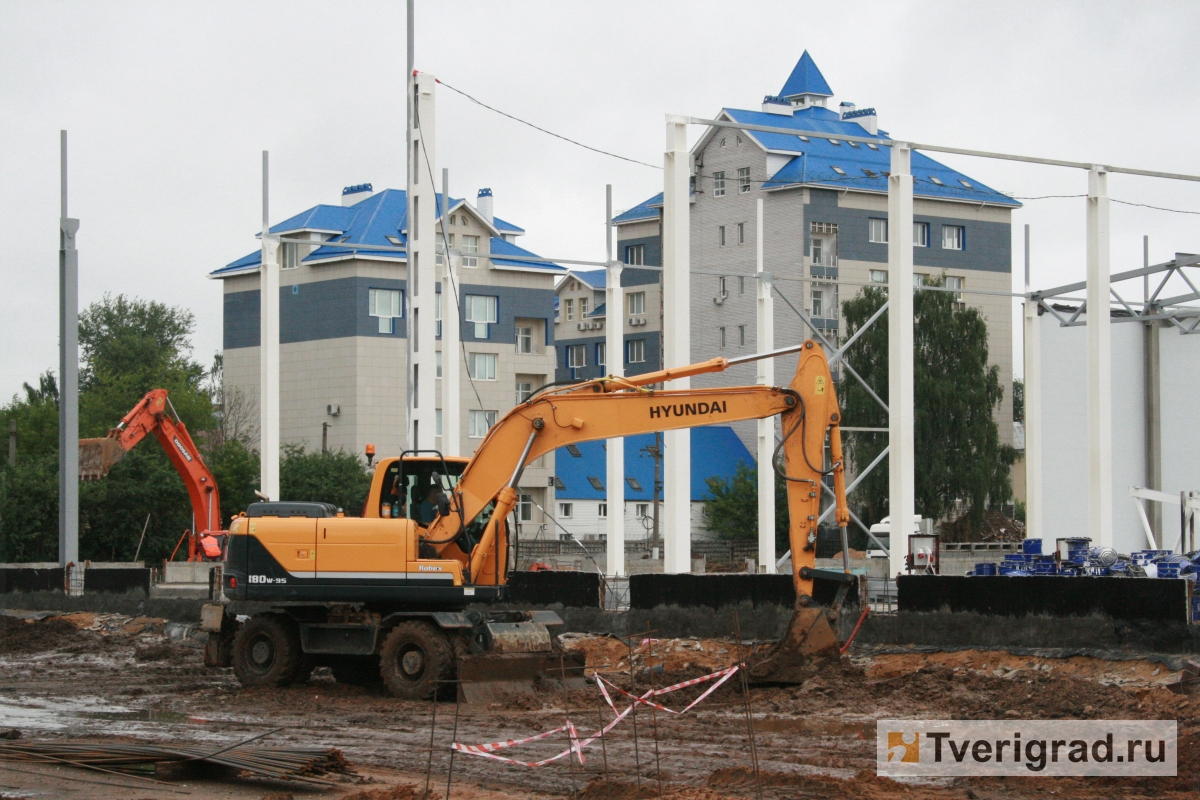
[79,389,225,561]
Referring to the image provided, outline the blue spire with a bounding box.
[779,51,833,100]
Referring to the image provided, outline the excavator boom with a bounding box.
[79,389,224,560]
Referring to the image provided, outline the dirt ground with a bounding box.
[2,611,1199,799]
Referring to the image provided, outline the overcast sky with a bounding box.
[3,0,1199,400]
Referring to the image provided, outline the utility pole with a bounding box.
[58,130,80,569]
[886,142,915,582]
[605,184,625,576]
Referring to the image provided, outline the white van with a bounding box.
[865,515,923,558]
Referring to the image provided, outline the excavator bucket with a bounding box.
[455,613,588,703]
[79,438,127,480]
[747,604,843,685]
[457,651,588,704]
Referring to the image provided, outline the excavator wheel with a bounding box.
[331,655,383,687]
[379,621,455,701]
[231,614,305,688]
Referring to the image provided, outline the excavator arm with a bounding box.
[426,340,850,603]
[79,389,224,559]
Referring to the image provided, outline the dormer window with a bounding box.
[830,139,841,146]
[866,143,879,150]
[831,166,846,176]
[929,176,944,186]
[958,179,974,189]
[798,135,809,142]
[847,141,859,148]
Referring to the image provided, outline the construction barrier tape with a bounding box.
[452,664,741,769]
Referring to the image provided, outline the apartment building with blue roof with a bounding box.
[614,52,1020,452]
[212,185,563,524]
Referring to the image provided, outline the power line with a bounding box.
[436,78,662,171]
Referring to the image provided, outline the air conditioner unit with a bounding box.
[326,404,340,416]
[577,322,586,331]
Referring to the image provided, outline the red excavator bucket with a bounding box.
[79,438,127,480]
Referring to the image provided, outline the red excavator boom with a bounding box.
[79,389,224,561]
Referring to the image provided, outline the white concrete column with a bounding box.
[1022,225,1043,542]
[605,185,626,576]
[755,198,776,572]
[1086,166,1113,547]
[58,131,79,567]
[443,255,461,456]
[441,170,461,458]
[259,151,280,502]
[887,142,915,581]
[408,72,438,450]
[662,117,692,574]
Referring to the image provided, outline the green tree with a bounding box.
[280,445,372,515]
[840,279,1016,534]
[702,461,795,549]
[78,294,213,437]
[1012,378,1024,423]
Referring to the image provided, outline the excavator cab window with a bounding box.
[381,457,466,522]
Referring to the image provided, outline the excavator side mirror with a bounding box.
[437,494,451,518]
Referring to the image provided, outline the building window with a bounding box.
[518,493,533,521]
[596,342,606,367]
[737,222,745,245]
[811,290,824,318]
[635,502,649,518]
[627,339,645,364]
[718,225,726,246]
[718,276,727,298]
[516,325,533,354]
[738,275,745,295]
[625,244,644,265]
[558,502,573,518]
[461,234,479,267]
[598,503,607,518]
[719,326,726,348]
[436,350,443,377]
[914,273,928,287]
[945,275,965,308]
[579,297,589,317]
[738,167,751,193]
[869,269,888,284]
[436,409,443,437]
[516,381,533,403]
[868,218,888,244]
[942,225,965,250]
[282,242,299,270]
[468,409,497,438]
[587,476,605,491]
[464,294,497,337]
[713,171,725,197]
[468,352,497,380]
[914,222,930,247]
[434,289,443,337]
[810,222,838,267]
[627,477,642,491]
[738,325,746,346]
[627,292,645,316]
[449,214,457,225]
[565,298,575,321]
[567,344,587,369]
[369,288,403,334]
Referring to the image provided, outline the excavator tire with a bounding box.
[331,656,383,687]
[232,614,305,688]
[379,621,454,701]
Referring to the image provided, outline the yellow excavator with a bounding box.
[203,340,856,700]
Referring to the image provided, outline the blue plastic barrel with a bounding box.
[974,562,997,576]
[1022,538,1043,555]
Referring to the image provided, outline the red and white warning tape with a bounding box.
[452,664,741,768]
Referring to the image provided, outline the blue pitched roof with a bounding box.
[213,189,538,277]
[574,270,606,288]
[612,193,663,224]
[780,51,833,99]
[588,302,606,318]
[488,236,565,272]
[554,427,753,502]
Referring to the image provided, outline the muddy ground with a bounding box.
[1,610,1198,799]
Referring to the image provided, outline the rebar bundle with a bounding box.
[0,740,352,786]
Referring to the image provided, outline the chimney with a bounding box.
[476,188,494,224]
[342,183,375,207]
[838,102,856,118]
[841,106,879,136]
[761,95,792,116]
